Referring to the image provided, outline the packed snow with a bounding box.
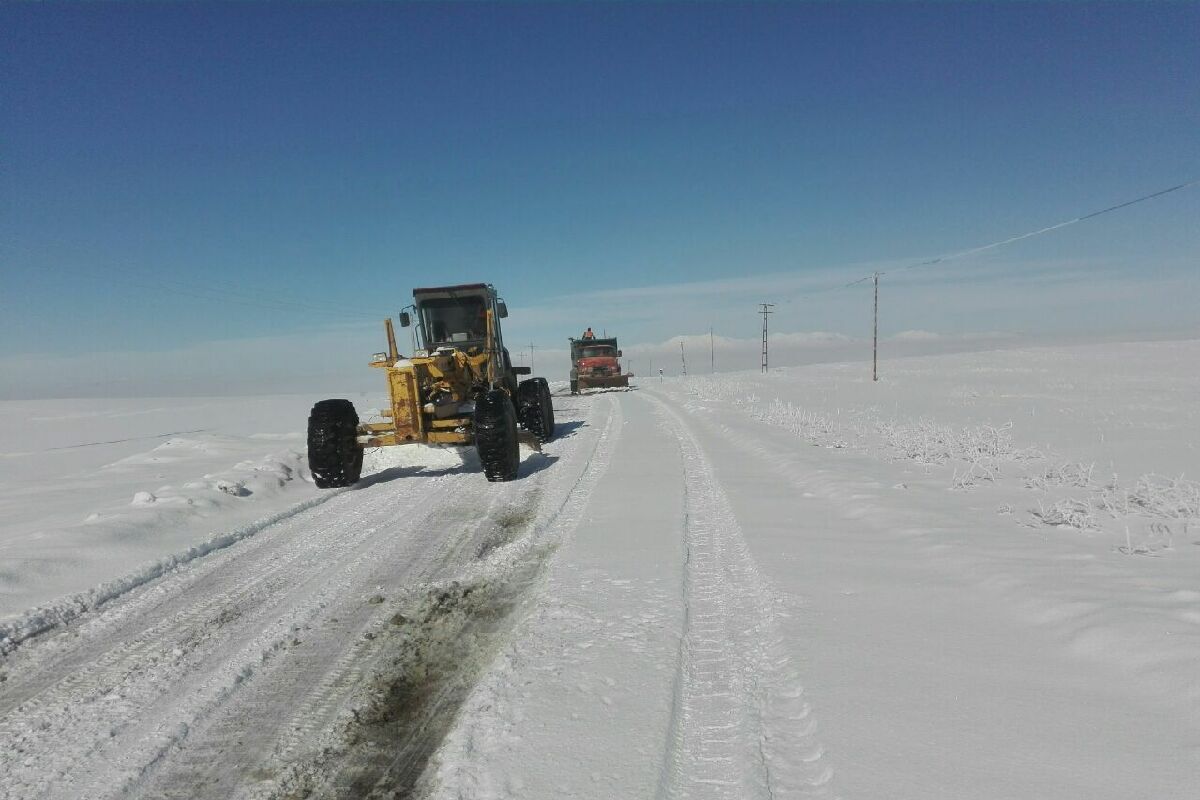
[1,340,1198,799]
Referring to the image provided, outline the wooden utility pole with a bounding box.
[710,326,715,373]
[680,340,687,375]
[872,272,879,382]
[759,303,775,373]
[528,342,536,374]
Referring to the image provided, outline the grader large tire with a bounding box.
[517,378,555,443]
[307,399,363,488]
[474,389,520,482]
[537,379,555,440]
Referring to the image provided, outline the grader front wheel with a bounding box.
[474,389,520,482]
[307,399,364,488]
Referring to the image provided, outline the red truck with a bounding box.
[569,336,632,394]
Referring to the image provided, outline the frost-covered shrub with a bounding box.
[1117,522,1176,556]
[1098,474,1200,521]
[1032,499,1096,530]
[755,399,840,440]
[1127,474,1199,519]
[951,458,999,490]
[682,378,758,406]
[684,378,852,449]
[1024,462,1096,491]
[877,419,1042,474]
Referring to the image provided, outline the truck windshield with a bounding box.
[418,297,487,347]
[581,346,613,358]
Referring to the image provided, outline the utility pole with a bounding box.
[710,326,715,373]
[758,303,775,373]
[528,342,536,374]
[872,272,880,382]
[680,340,687,375]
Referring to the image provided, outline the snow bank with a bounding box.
[0,395,394,637]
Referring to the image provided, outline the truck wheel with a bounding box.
[307,399,363,488]
[517,378,555,443]
[475,389,519,482]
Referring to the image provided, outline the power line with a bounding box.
[845,176,1200,287]
[834,176,1199,381]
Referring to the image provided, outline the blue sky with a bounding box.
[2,2,1197,396]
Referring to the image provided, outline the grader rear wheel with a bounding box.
[517,378,556,443]
[474,389,520,482]
[536,379,555,440]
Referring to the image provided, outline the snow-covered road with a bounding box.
[2,343,1198,799]
[427,380,1199,799]
[1,394,620,799]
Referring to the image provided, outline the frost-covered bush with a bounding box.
[951,458,999,490]
[682,378,757,406]
[1097,474,1199,521]
[1024,462,1096,491]
[877,419,1042,473]
[684,379,851,448]
[755,399,841,441]
[1032,499,1096,530]
[1117,522,1176,556]
[1025,473,1197,546]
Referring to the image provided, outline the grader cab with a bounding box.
[307,283,555,487]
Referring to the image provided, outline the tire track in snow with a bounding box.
[0,463,473,800]
[410,394,629,800]
[250,394,624,799]
[0,465,452,712]
[0,395,619,800]
[0,487,350,655]
[644,392,836,800]
[2,483,369,715]
[126,484,523,800]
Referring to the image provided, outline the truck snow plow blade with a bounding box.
[578,374,630,391]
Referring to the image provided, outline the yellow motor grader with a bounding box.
[307,283,555,487]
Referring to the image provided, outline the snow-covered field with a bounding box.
[2,340,1198,799]
[0,394,389,640]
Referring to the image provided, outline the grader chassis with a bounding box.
[307,283,555,487]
